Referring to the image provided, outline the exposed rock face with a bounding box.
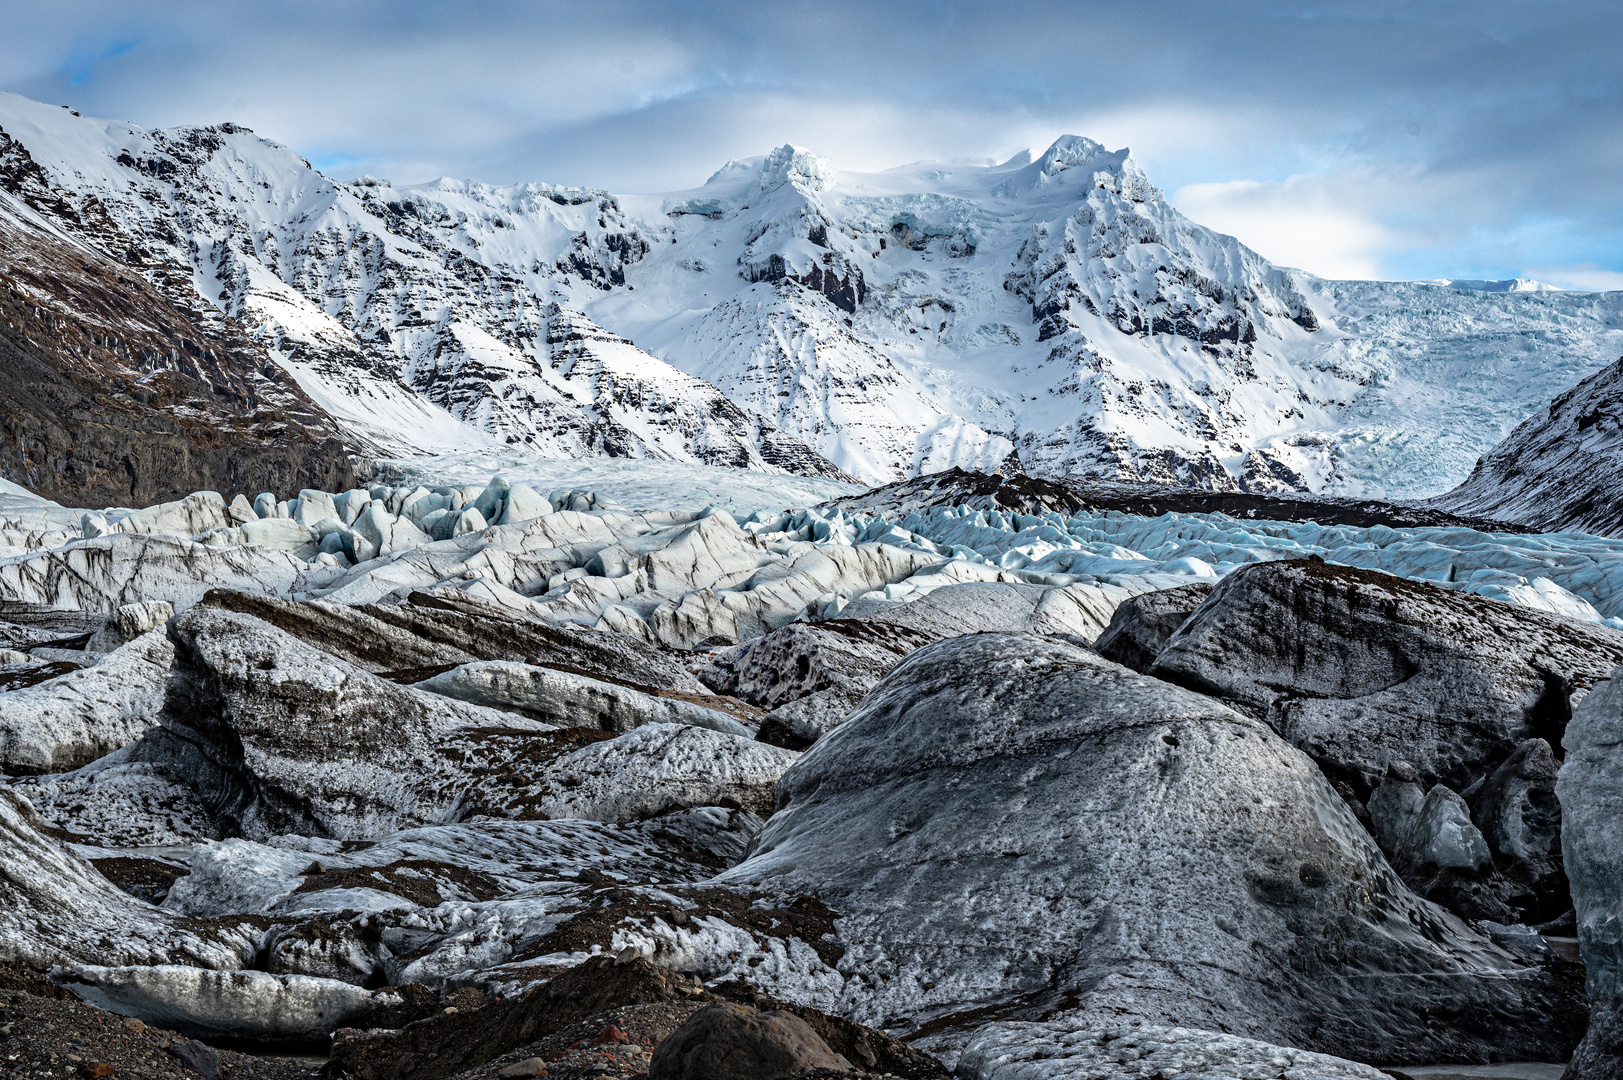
[648,1002,852,1079]
[1556,668,1623,1080]
[1433,357,1623,538]
[0,129,361,507]
[160,608,550,839]
[956,1022,1389,1080]
[522,724,798,822]
[327,957,700,1080]
[0,788,247,969]
[723,633,1580,1063]
[0,628,173,773]
[1091,582,1214,672]
[1150,558,1623,798]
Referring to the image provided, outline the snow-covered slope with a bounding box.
[1430,357,1623,538]
[0,93,847,481]
[4,89,1621,495]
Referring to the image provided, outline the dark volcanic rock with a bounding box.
[1092,582,1214,672]
[827,468,1523,531]
[1433,356,1623,538]
[1149,558,1623,799]
[723,632,1583,1064]
[648,1002,852,1079]
[1556,669,1623,1080]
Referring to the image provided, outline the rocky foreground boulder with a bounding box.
[722,633,1582,1063]
[1150,557,1623,798]
[1556,667,1623,1080]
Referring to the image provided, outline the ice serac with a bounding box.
[0,628,173,773]
[1433,357,1623,538]
[1556,668,1623,1080]
[0,533,305,613]
[1149,558,1623,799]
[522,723,798,822]
[0,788,248,969]
[721,633,1580,1063]
[160,607,552,839]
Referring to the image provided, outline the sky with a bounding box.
[1,0,1619,286]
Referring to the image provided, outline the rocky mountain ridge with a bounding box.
[4,90,1621,501]
[1431,357,1623,538]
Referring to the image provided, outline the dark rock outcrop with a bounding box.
[828,469,1523,532]
[327,957,701,1080]
[1433,357,1623,538]
[649,1002,851,1079]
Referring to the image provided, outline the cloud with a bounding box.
[1535,265,1623,292]
[0,1,1618,282]
[1171,175,1402,279]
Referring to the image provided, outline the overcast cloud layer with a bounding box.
[2,0,1619,285]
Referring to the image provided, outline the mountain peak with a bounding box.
[752,144,833,201]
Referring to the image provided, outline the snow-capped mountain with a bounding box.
[3,89,1622,496]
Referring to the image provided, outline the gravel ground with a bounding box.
[441,1001,916,1080]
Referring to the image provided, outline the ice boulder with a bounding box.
[523,723,798,821]
[0,629,174,773]
[722,633,1581,1063]
[1150,558,1623,798]
[0,788,248,969]
[57,965,436,1041]
[957,1022,1389,1080]
[418,661,752,736]
[1555,667,1623,1080]
[159,608,553,839]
